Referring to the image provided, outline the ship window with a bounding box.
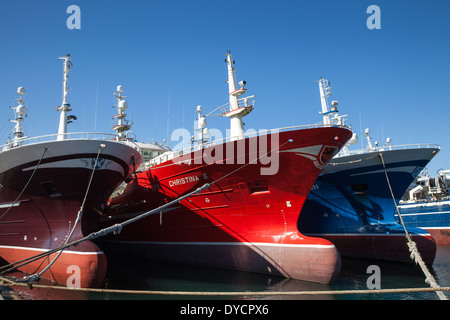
[429,179,437,188]
[248,180,269,194]
[141,150,164,162]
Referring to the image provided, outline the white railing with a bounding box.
[341,143,441,157]
[147,123,348,167]
[206,95,256,117]
[197,123,347,149]
[0,132,141,153]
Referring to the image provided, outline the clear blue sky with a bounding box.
[0,0,449,175]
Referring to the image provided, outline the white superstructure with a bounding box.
[222,51,254,140]
[56,54,73,141]
[9,87,27,147]
[318,77,357,155]
[112,85,133,140]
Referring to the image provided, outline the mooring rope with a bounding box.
[0,138,293,282]
[379,153,448,300]
[24,144,106,283]
[0,145,105,280]
[0,182,213,282]
[1,275,450,298]
[2,141,448,299]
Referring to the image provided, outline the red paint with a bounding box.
[100,126,352,284]
[425,229,450,245]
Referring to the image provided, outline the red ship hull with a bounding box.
[0,139,141,288]
[425,229,450,245]
[99,126,352,284]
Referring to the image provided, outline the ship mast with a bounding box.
[195,105,209,147]
[223,51,253,140]
[318,77,356,155]
[56,54,73,141]
[318,77,339,125]
[10,87,27,147]
[112,85,132,141]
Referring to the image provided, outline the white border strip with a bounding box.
[0,245,104,256]
[106,241,336,249]
[304,233,431,237]
[0,202,22,209]
[396,211,450,217]
[422,227,450,230]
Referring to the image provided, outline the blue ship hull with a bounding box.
[298,147,439,264]
[397,200,450,245]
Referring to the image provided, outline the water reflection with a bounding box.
[103,258,334,300]
[3,245,449,300]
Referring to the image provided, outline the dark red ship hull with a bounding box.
[99,126,352,284]
[0,139,141,288]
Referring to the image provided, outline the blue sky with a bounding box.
[0,0,449,175]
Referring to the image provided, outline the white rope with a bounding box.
[379,153,447,300]
[1,275,450,298]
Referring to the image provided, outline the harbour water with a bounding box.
[2,244,449,301]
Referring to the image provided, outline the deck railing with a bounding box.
[339,143,441,157]
[147,123,348,167]
[0,132,140,153]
